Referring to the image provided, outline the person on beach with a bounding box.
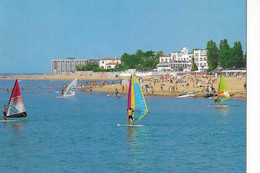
[127,107,134,125]
[115,88,120,99]
[3,105,7,120]
[151,87,154,96]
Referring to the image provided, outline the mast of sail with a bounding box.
[127,75,132,109]
[6,80,27,118]
[217,75,230,103]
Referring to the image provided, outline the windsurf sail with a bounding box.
[127,75,148,121]
[6,80,27,118]
[217,76,230,103]
[64,78,77,96]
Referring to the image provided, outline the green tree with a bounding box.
[219,39,231,68]
[206,40,219,71]
[243,52,246,67]
[114,63,128,71]
[84,62,99,71]
[191,56,198,71]
[76,65,82,71]
[76,61,99,71]
[230,41,244,68]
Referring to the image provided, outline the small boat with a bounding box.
[203,93,214,98]
[177,91,199,98]
[4,80,28,120]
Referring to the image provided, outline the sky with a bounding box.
[0,0,246,73]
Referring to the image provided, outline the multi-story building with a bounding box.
[51,58,90,74]
[193,50,208,71]
[157,47,192,72]
[157,47,208,72]
[99,57,121,69]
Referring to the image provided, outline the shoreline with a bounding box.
[80,86,246,99]
[0,73,246,99]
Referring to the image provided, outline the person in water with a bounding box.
[127,107,134,125]
[61,89,64,95]
[3,105,7,120]
[214,98,219,105]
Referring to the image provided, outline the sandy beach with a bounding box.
[0,73,246,98]
[80,75,246,99]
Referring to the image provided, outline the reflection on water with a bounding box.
[126,126,148,171]
[10,122,26,131]
[4,121,27,132]
[215,106,229,116]
[127,126,138,154]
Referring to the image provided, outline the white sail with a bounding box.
[64,78,77,96]
[6,80,27,118]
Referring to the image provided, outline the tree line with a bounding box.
[76,39,246,72]
[206,39,246,71]
[76,49,163,72]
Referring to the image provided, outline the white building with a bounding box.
[157,47,192,72]
[193,50,208,71]
[99,57,121,69]
[51,58,89,74]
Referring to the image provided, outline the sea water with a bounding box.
[0,80,246,172]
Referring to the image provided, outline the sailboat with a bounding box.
[117,74,148,126]
[64,78,77,97]
[1,80,28,121]
[57,78,77,98]
[208,75,230,107]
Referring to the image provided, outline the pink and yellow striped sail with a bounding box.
[127,75,148,121]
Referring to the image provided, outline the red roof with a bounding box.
[100,57,120,60]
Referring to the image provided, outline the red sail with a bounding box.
[6,80,27,118]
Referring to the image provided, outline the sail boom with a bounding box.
[7,112,27,118]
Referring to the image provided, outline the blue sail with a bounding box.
[131,75,148,121]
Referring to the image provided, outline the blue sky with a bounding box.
[0,0,246,73]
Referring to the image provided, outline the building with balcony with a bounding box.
[193,49,208,71]
[157,47,192,72]
[157,47,208,72]
[51,58,90,74]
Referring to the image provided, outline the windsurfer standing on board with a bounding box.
[2,105,7,120]
[127,107,134,125]
[61,89,64,95]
